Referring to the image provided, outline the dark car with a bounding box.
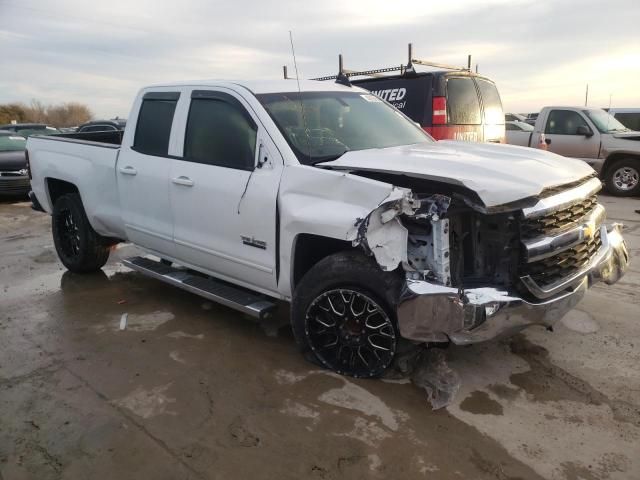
[77,118,126,133]
[0,130,29,196]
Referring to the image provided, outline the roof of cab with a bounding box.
[142,79,365,95]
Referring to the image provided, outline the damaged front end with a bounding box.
[353,178,629,346]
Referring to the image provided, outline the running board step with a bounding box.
[121,256,276,319]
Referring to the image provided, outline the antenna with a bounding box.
[283,65,289,79]
[289,30,311,163]
[585,84,589,107]
[605,93,612,132]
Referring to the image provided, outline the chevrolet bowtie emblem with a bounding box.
[583,221,596,240]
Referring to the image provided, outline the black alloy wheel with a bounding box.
[305,288,397,377]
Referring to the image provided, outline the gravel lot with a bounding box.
[1,194,638,480]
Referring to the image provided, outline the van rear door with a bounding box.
[475,78,505,143]
[443,77,483,142]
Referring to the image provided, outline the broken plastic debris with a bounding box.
[119,313,128,330]
[385,343,460,410]
[413,194,451,221]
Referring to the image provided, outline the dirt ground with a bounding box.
[1,194,639,480]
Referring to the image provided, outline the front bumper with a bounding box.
[397,223,629,345]
[0,173,30,196]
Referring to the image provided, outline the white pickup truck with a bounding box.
[27,80,629,378]
[520,106,640,197]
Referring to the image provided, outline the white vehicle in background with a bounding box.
[525,106,640,196]
[608,108,640,132]
[505,113,528,123]
[505,120,534,146]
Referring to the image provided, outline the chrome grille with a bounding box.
[521,194,598,240]
[521,229,602,286]
[519,177,605,297]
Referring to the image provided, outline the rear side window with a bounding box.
[133,93,179,156]
[446,78,481,125]
[476,79,504,125]
[545,110,589,135]
[82,125,116,132]
[184,95,257,170]
[614,112,640,131]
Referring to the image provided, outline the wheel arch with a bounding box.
[291,233,354,290]
[46,177,80,207]
[601,152,640,178]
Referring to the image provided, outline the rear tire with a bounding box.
[604,158,640,197]
[52,193,111,273]
[291,251,403,378]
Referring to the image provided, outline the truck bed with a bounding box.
[44,129,123,146]
[27,132,126,240]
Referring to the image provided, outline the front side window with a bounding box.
[184,96,257,170]
[133,93,179,156]
[257,91,430,165]
[446,77,481,125]
[545,110,589,135]
[476,79,504,125]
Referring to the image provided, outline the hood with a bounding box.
[611,131,640,141]
[0,150,27,172]
[318,141,595,208]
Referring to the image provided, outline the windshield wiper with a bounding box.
[310,149,350,165]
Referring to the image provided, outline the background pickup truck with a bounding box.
[523,106,640,196]
[27,80,629,378]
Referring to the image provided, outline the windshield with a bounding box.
[583,109,629,133]
[17,127,60,137]
[0,134,27,152]
[257,91,432,164]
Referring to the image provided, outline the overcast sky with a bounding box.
[1,0,639,119]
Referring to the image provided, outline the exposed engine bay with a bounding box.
[347,172,627,345]
[351,175,522,293]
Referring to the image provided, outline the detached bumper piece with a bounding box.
[397,223,629,345]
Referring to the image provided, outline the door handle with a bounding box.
[119,166,137,175]
[172,176,194,187]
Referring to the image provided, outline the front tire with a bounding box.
[291,251,402,378]
[604,158,640,197]
[52,193,111,273]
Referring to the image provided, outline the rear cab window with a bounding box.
[133,92,180,156]
[613,112,640,131]
[445,77,481,125]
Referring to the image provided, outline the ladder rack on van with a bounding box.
[288,44,472,83]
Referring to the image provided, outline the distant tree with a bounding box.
[0,103,29,125]
[47,103,93,127]
[0,99,93,127]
